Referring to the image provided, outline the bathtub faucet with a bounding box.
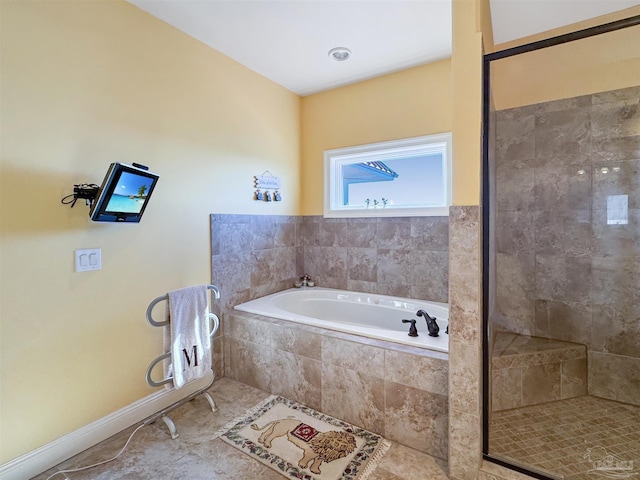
[416,309,439,337]
[295,274,315,288]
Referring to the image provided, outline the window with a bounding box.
[607,194,628,225]
[323,133,452,218]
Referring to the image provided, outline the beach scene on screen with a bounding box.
[105,172,151,213]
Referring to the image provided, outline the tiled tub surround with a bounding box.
[210,214,301,317]
[225,311,450,461]
[210,214,449,317]
[491,332,587,411]
[298,216,450,302]
[447,206,483,480]
[211,213,449,388]
[493,85,640,405]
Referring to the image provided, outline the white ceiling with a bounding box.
[127,0,639,96]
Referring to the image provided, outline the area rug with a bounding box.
[212,395,391,480]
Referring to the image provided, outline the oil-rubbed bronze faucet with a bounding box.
[402,319,418,337]
[295,274,315,288]
[417,309,439,337]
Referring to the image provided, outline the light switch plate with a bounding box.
[75,248,101,272]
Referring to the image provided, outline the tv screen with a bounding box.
[89,163,159,222]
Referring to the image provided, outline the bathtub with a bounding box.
[234,287,449,352]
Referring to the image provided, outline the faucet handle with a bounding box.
[402,319,418,337]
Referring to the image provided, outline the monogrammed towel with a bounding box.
[163,285,211,389]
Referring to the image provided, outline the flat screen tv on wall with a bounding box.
[89,163,159,223]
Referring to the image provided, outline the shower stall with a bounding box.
[482,16,640,480]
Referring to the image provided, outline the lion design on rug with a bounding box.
[251,418,357,474]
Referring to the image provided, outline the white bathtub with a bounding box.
[234,287,449,353]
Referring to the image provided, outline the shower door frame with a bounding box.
[481,13,640,480]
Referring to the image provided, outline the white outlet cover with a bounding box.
[75,248,101,272]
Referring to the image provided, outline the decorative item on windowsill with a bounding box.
[254,171,282,202]
[365,197,391,208]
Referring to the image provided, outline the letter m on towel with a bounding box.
[166,285,212,388]
[182,345,199,369]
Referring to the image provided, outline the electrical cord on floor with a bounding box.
[44,423,146,480]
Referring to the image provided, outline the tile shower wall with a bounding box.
[493,85,640,405]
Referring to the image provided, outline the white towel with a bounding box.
[163,285,211,389]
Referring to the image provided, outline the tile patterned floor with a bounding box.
[489,395,640,479]
[32,378,449,480]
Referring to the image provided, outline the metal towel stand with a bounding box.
[144,284,220,439]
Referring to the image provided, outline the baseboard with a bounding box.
[0,373,213,480]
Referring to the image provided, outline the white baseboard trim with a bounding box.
[0,374,213,480]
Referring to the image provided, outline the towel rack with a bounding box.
[146,284,220,327]
[144,284,220,439]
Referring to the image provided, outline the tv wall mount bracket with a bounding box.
[61,184,100,208]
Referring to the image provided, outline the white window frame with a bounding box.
[323,133,452,218]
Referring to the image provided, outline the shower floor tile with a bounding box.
[31,378,448,480]
[489,395,640,479]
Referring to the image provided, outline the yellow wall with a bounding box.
[492,22,640,110]
[479,0,495,55]
[300,61,453,215]
[492,5,640,53]
[0,0,300,462]
[451,0,484,206]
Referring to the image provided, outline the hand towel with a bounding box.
[163,285,211,389]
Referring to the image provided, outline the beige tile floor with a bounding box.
[32,378,449,480]
[489,395,640,480]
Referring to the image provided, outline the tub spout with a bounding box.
[402,319,418,337]
[417,309,439,337]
